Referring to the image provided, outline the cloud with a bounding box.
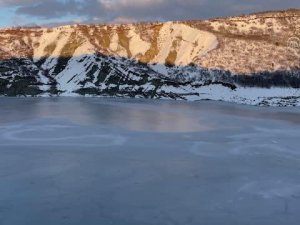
[0,0,299,27]
[111,16,137,24]
[0,0,37,6]
[15,0,81,19]
[100,0,165,9]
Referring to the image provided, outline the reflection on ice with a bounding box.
[0,98,214,132]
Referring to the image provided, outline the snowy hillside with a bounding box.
[0,9,299,106]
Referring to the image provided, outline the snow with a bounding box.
[0,98,300,225]
[72,38,95,57]
[127,27,151,57]
[109,32,120,52]
[153,22,218,65]
[90,22,218,65]
[32,26,96,60]
[33,28,72,60]
[149,64,170,75]
[56,54,95,92]
[210,17,283,34]
[191,85,300,106]
[108,31,128,57]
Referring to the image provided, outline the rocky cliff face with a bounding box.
[0,9,299,106]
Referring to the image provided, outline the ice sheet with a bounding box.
[0,98,300,225]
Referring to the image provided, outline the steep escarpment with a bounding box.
[0,9,299,106]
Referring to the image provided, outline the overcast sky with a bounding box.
[0,0,299,27]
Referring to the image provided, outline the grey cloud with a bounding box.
[15,0,83,19]
[1,0,299,24]
[0,0,38,6]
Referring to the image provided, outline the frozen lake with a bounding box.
[1,98,300,225]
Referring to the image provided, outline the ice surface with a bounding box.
[0,98,300,225]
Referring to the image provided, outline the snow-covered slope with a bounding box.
[0,9,299,106]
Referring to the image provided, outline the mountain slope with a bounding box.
[0,9,299,106]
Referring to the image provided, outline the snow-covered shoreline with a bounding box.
[2,85,299,107]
